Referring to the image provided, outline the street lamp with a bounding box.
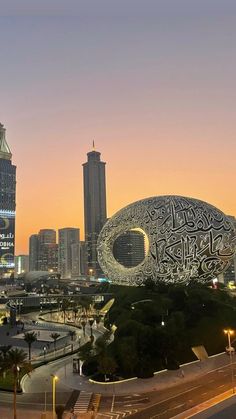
[224,329,235,393]
[43,346,47,362]
[51,374,58,419]
[89,268,94,280]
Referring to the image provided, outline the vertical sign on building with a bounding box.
[0,124,16,275]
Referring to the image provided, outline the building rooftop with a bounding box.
[0,123,12,160]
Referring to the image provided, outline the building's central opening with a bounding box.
[113,228,148,268]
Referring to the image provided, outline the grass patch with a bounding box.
[0,371,24,392]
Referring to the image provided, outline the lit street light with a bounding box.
[224,329,235,393]
[43,346,47,362]
[51,374,58,419]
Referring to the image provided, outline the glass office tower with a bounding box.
[0,123,16,275]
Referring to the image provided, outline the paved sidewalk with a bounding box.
[0,407,43,419]
[55,352,232,396]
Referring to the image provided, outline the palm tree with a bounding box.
[0,345,12,359]
[80,296,92,318]
[50,332,60,357]
[89,318,94,337]
[5,348,32,419]
[68,330,76,341]
[68,330,76,352]
[23,332,37,361]
[72,302,79,323]
[95,315,101,328]
[61,299,71,323]
[0,345,12,378]
[81,317,87,338]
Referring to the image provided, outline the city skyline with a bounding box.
[1,0,236,254]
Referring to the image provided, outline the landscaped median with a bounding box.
[0,371,23,393]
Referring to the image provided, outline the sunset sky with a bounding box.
[1,0,236,254]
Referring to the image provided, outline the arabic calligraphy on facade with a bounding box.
[97,196,236,285]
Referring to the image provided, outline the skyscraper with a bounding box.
[15,255,29,276]
[79,241,87,276]
[83,146,107,276]
[29,234,39,271]
[58,227,80,279]
[71,242,81,278]
[0,123,16,275]
[29,229,58,272]
[38,229,58,272]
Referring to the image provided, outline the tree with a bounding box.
[77,341,93,363]
[95,315,101,328]
[114,337,139,377]
[61,299,71,323]
[0,345,12,377]
[89,318,94,337]
[50,332,61,357]
[80,296,92,318]
[81,318,87,338]
[5,348,32,419]
[98,355,117,381]
[95,330,112,356]
[72,302,79,323]
[68,330,76,341]
[23,332,37,361]
[0,345,12,360]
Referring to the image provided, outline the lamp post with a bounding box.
[43,346,47,362]
[51,374,58,419]
[89,268,94,280]
[44,378,48,413]
[224,329,235,393]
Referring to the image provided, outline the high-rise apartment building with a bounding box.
[29,234,39,271]
[38,229,58,272]
[71,242,81,278]
[79,241,87,276]
[29,229,58,272]
[0,123,16,275]
[83,147,107,276]
[58,228,80,279]
[113,230,145,268]
[15,255,29,276]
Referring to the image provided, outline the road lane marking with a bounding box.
[139,384,201,414]
[151,410,169,418]
[171,403,185,409]
[111,394,115,412]
[116,398,149,404]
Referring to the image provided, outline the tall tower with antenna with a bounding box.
[83,143,107,276]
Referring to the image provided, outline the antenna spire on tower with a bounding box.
[92,140,95,151]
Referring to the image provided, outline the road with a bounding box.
[1,311,235,419]
[1,356,235,419]
[190,395,236,418]
[129,363,236,418]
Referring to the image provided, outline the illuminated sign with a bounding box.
[0,211,15,268]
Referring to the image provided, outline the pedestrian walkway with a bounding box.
[73,391,93,414]
[56,352,231,396]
